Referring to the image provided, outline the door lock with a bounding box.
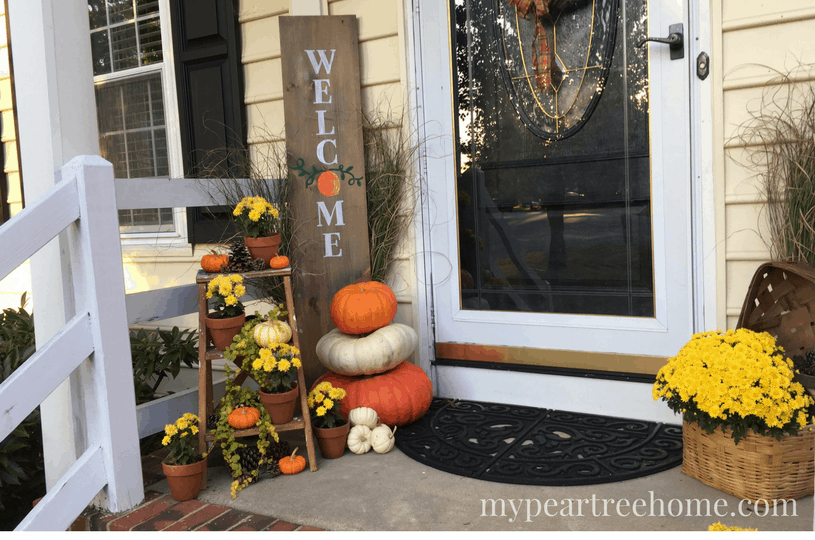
[696,52,710,80]
[638,23,684,60]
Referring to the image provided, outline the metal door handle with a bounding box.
[638,23,684,60]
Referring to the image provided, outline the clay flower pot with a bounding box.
[258,384,299,424]
[314,421,350,459]
[162,457,207,501]
[205,312,245,351]
[244,234,282,269]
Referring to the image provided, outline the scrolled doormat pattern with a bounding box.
[395,398,683,485]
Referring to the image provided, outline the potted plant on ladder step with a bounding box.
[205,274,247,350]
[233,195,282,268]
[161,413,207,502]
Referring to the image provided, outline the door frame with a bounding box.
[406,0,715,415]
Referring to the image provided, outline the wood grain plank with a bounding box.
[280,15,371,387]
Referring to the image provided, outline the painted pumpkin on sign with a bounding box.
[311,361,432,427]
[330,281,397,335]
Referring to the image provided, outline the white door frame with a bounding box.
[408,0,716,421]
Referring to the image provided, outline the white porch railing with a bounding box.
[0,156,143,531]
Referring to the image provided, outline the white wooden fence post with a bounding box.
[64,155,144,512]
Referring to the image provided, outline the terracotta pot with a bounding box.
[314,421,350,459]
[244,234,282,269]
[258,384,299,424]
[162,457,207,501]
[205,312,245,351]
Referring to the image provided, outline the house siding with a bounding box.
[717,0,815,329]
[0,0,27,311]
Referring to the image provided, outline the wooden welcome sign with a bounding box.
[280,16,370,385]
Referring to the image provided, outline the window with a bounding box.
[88,0,180,235]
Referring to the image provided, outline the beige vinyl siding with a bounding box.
[0,1,29,312]
[718,1,815,329]
[239,0,415,325]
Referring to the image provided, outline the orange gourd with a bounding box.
[227,406,260,429]
[201,253,229,273]
[269,255,290,269]
[311,361,432,426]
[279,447,306,474]
[330,281,397,335]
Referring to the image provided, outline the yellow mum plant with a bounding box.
[233,195,280,238]
[206,274,246,319]
[708,522,757,531]
[308,382,347,429]
[249,342,301,394]
[653,328,815,444]
[161,413,202,466]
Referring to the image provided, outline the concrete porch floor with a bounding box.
[85,428,814,532]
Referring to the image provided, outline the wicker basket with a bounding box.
[680,261,815,501]
[737,261,815,358]
[682,420,815,502]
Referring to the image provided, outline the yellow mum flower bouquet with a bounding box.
[249,342,302,394]
[653,328,815,444]
[308,382,347,429]
[161,413,202,465]
[233,195,280,238]
[206,274,246,319]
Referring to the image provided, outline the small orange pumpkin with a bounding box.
[227,406,260,430]
[279,447,306,474]
[269,255,290,269]
[201,253,229,273]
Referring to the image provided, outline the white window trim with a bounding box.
[92,0,191,253]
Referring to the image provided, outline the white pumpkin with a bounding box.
[370,424,396,454]
[348,407,379,429]
[315,323,418,376]
[253,320,292,347]
[347,424,372,454]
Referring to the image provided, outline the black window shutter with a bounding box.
[170,0,246,244]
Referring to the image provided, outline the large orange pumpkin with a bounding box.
[330,281,398,335]
[311,361,432,426]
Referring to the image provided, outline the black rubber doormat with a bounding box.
[395,398,683,486]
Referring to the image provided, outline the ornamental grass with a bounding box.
[653,328,814,444]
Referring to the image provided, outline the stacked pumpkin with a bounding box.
[312,281,432,428]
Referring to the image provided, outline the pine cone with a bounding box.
[252,257,266,271]
[224,239,254,273]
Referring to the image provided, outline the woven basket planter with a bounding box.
[683,421,815,502]
[737,261,815,357]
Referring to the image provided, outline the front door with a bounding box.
[418,0,693,369]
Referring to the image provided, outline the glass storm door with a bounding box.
[420,0,693,358]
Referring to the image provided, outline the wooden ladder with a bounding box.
[196,267,318,487]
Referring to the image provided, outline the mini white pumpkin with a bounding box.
[347,424,372,454]
[315,323,418,375]
[348,406,379,429]
[370,424,397,454]
[253,320,292,347]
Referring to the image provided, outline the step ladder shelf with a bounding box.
[195,267,318,489]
